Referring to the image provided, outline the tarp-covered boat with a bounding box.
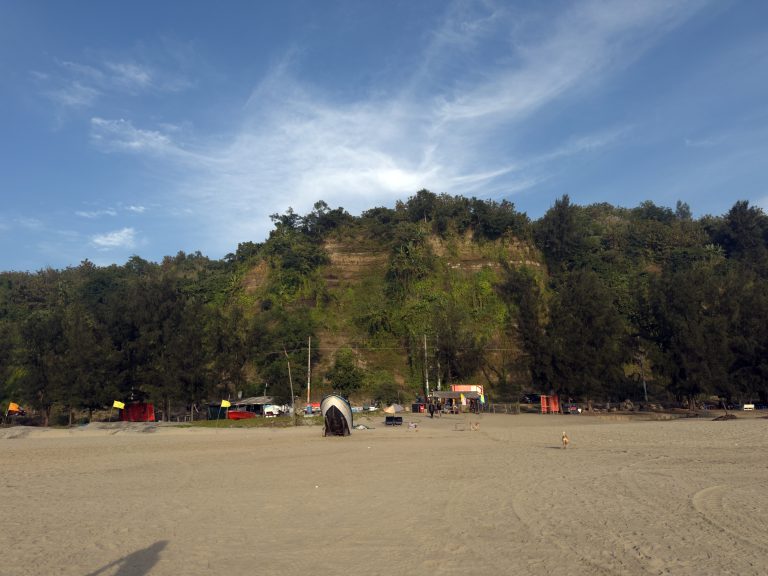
[321,395,352,437]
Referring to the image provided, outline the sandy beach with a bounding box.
[1,412,766,576]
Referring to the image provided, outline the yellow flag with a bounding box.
[113,400,125,410]
[460,393,465,403]
[480,394,485,403]
[221,399,231,408]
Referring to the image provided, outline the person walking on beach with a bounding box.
[428,402,435,418]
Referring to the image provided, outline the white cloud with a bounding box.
[35,48,192,111]
[91,227,136,250]
[75,209,117,218]
[125,205,146,213]
[534,128,631,164]
[59,60,105,81]
[437,0,705,123]
[83,0,708,255]
[90,117,185,155]
[16,217,44,231]
[45,81,101,108]
[685,137,718,148]
[105,61,152,90]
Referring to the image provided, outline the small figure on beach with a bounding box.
[562,431,570,449]
[428,402,435,418]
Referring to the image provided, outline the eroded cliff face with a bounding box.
[243,231,543,297]
[426,231,542,272]
[323,230,543,284]
[322,238,389,288]
[238,230,544,399]
[241,260,269,294]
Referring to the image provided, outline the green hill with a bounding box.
[2,191,767,424]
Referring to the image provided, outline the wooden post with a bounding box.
[424,334,429,398]
[283,346,296,426]
[307,337,311,404]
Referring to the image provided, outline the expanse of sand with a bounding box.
[1,411,766,576]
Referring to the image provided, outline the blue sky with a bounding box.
[2,0,767,271]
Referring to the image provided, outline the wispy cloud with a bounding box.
[75,209,117,219]
[34,45,193,112]
[16,217,45,231]
[104,61,152,90]
[685,137,719,148]
[90,117,186,155]
[91,227,136,250]
[59,60,105,81]
[84,0,708,254]
[536,128,631,164]
[44,81,101,109]
[436,1,705,123]
[75,205,148,219]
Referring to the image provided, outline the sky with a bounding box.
[1,0,767,272]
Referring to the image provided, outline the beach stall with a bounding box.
[207,396,276,420]
[451,384,484,413]
[451,384,484,399]
[305,401,321,415]
[118,390,156,422]
[232,396,276,418]
[430,390,482,413]
[540,394,560,414]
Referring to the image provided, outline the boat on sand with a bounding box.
[321,395,352,436]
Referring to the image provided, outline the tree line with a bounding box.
[1,193,767,423]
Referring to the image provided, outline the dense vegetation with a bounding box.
[2,192,767,424]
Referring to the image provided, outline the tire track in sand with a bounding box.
[692,484,768,558]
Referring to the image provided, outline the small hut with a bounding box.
[120,390,156,422]
[207,396,275,420]
[429,390,482,413]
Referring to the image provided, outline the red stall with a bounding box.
[118,389,157,422]
[120,402,156,422]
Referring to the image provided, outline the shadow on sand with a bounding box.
[85,540,168,576]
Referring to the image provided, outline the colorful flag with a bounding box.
[221,399,231,408]
[113,400,125,410]
[480,394,485,403]
[460,393,465,404]
[7,402,20,414]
